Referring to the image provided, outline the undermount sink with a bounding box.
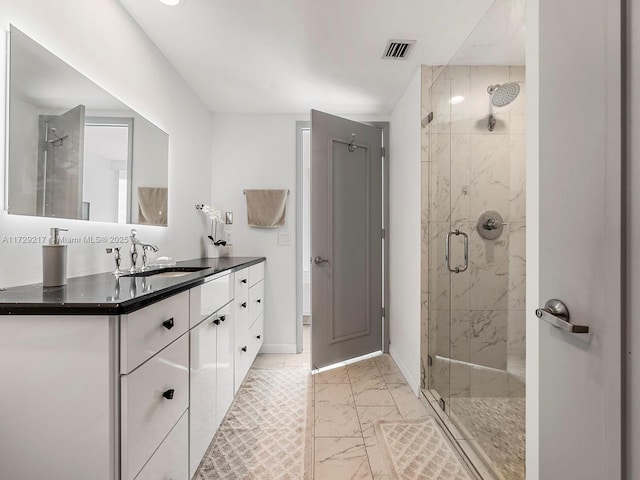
[122,266,208,278]
[148,271,195,278]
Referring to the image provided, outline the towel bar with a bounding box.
[243,189,290,195]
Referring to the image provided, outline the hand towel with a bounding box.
[245,189,287,228]
[138,187,168,226]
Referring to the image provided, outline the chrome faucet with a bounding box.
[129,229,159,272]
[106,247,123,276]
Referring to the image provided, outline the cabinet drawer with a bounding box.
[249,262,264,286]
[189,273,232,328]
[250,313,264,354]
[189,307,223,477]
[135,410,188,480]
[234,291,249,328]
[234,315,263,394]
[248,280,264,327]
[234,267,250,299]
[216,307,235,428]
[120,291,189,374]
[234,337,252,394]
[121,334,189,480]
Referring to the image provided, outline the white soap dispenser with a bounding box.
[42,227,68,287]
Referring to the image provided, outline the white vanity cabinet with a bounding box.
[215,303,235,427]
[0,258,266,480]
[189,301,234,477]
[0,315,116,480]
[120,291,191,480]
[189,273,232,328]
[234,263,265,393]
[120,290,190,374]
[189,261,265,475]
[135,411,189,480]
[121,333,189,480]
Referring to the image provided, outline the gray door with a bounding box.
[37,104,86,219]
[310,110,383,369]
[537,0,622,477]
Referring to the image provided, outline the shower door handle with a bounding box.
[445,230,468,274]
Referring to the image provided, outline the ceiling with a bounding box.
[118,0,524,115]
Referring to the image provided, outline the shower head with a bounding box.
[487,82,520,107]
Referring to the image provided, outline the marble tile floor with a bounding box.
[449,397,525,480]
[253,330,481,480]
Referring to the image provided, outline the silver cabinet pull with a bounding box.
[314,256,329,265]
[536,299,589,333]
[445,230,468,274]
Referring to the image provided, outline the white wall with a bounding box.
[211,112,389,353]
[210,114,302,353]
[389,69,422,394]
[0,0,213,287]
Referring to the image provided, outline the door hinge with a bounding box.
[427,355,433,367]
[381,307,385,318]
[424,111,434,126]
[381,228,385,239]
[381,146,386,157]
[439,397,446,411]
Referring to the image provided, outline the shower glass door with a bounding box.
[424,2,527,479]
[445,61,526,480]
[426,65,452,412]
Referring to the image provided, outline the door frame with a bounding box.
[295,120,390,356]
[525,1,540,476]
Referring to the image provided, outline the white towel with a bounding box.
[245,189,287,228]
[138,187,168,226]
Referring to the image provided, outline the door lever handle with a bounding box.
[536,299,589,333]
[313,256,329,265]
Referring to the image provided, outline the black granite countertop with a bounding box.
[0,256,266,315]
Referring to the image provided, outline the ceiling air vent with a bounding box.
[382,39,416,60]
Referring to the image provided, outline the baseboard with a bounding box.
[389,345,420,396]
[259,343,297,354]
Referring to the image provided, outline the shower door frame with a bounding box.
[425,65,453,416]
[423,62,527,480]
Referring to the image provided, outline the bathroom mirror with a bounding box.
[6,26,169,226]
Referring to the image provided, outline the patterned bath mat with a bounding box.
[375,417,474,480]
[194,368,313,480]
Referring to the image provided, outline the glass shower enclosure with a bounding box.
[421,1,526,479]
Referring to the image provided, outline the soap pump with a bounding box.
[42,227,68,287]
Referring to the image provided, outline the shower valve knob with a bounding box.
[477,211,505,240]
[483,219,500,230]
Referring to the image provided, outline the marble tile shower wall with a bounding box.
[421,65,526,399]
